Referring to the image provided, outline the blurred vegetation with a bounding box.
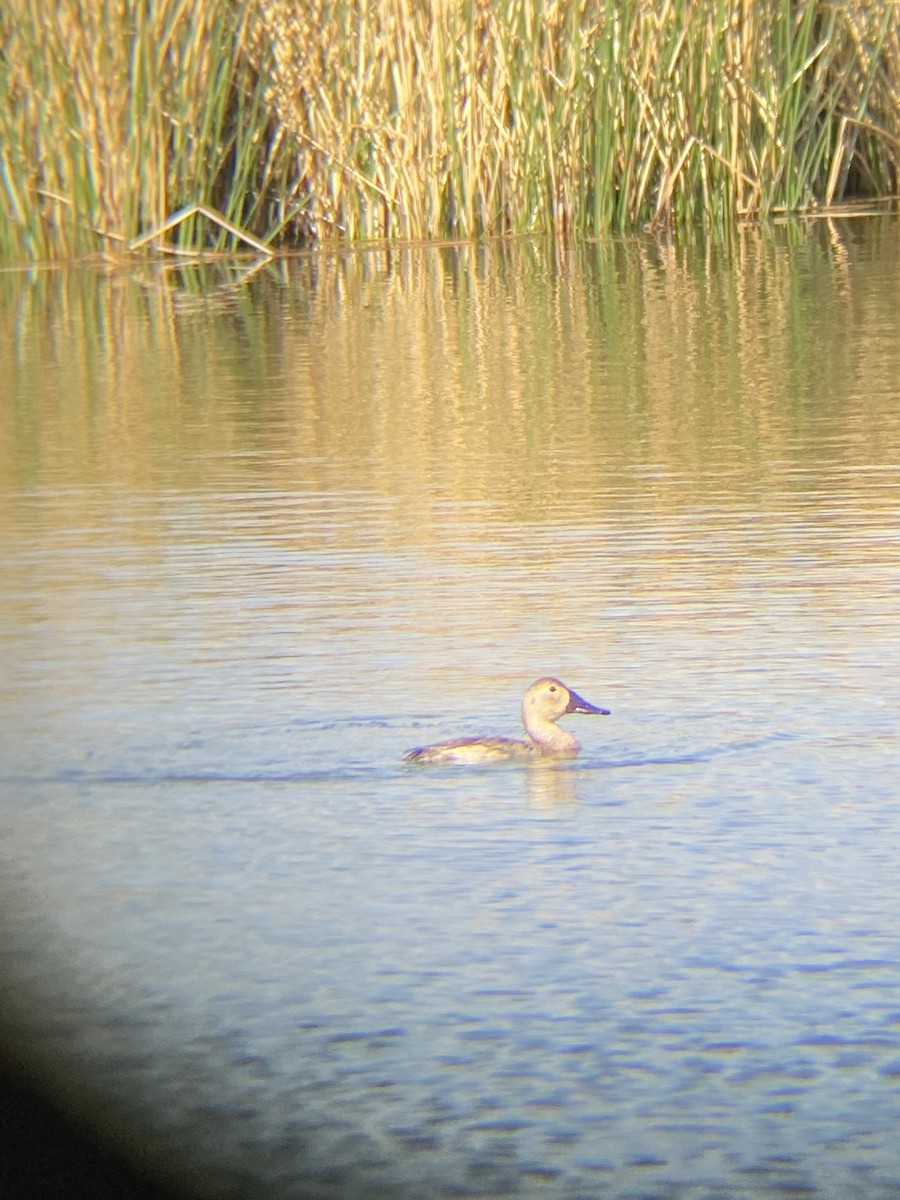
[0,0,898,259]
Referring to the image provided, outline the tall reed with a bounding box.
[252,0,900,239]
[0,0,297,260]
[0,0,898,258]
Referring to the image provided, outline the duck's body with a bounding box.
[403,677,609,765]
[405,734,540,765]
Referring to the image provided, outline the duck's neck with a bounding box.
[522,709,580,756]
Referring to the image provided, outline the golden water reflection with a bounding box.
[3,223,898,722]
[2,220,898,531]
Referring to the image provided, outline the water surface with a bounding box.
[1,224,900,1199]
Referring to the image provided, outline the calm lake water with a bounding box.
[1,221,900,1199]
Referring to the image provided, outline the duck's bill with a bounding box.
[566,689,610,716]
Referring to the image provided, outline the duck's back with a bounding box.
[403,735,538,765]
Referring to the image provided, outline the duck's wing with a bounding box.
[403,735,536,765]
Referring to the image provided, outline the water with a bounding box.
[1,224,900,1199]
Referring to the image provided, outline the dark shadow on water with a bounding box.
[0,1051,184,1200]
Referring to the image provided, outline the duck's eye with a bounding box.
[548,685,556,692]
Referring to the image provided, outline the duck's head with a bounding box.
[524,677,610,724]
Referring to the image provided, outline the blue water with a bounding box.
[1,233,900,1198]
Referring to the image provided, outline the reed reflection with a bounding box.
[2,222,899,528]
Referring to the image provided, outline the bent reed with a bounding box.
[1,0,898,259]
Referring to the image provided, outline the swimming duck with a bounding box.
[403,677,610,765]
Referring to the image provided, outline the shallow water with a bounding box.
[1,224,900,1199]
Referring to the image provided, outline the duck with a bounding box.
[403,677,610,765]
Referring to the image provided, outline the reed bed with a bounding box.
[0,0,296,260]
[1,0,898,258]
